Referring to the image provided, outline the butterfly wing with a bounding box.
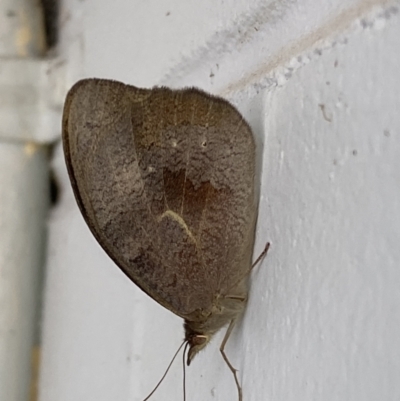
[62,79,256,319]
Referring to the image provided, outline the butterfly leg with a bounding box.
[220,318,242,401]
[225,242,270,295]
[251,241,270,270]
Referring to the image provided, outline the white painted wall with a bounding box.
[40,1,400,401]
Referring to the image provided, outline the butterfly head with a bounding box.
[184,321,212,365]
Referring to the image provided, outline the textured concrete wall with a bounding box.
[40,1,400,401]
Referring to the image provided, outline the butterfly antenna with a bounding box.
[142,340,186,401]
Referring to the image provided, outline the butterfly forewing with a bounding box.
[62,78,257,319]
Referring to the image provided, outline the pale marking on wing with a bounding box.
[157,210,196,244]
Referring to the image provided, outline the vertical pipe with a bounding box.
[0,1,49,401]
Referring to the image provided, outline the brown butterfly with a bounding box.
[62,78,269,401]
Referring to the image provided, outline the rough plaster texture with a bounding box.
[54,0,396,95]
[244,16,400,401]
[40,1,400,401]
